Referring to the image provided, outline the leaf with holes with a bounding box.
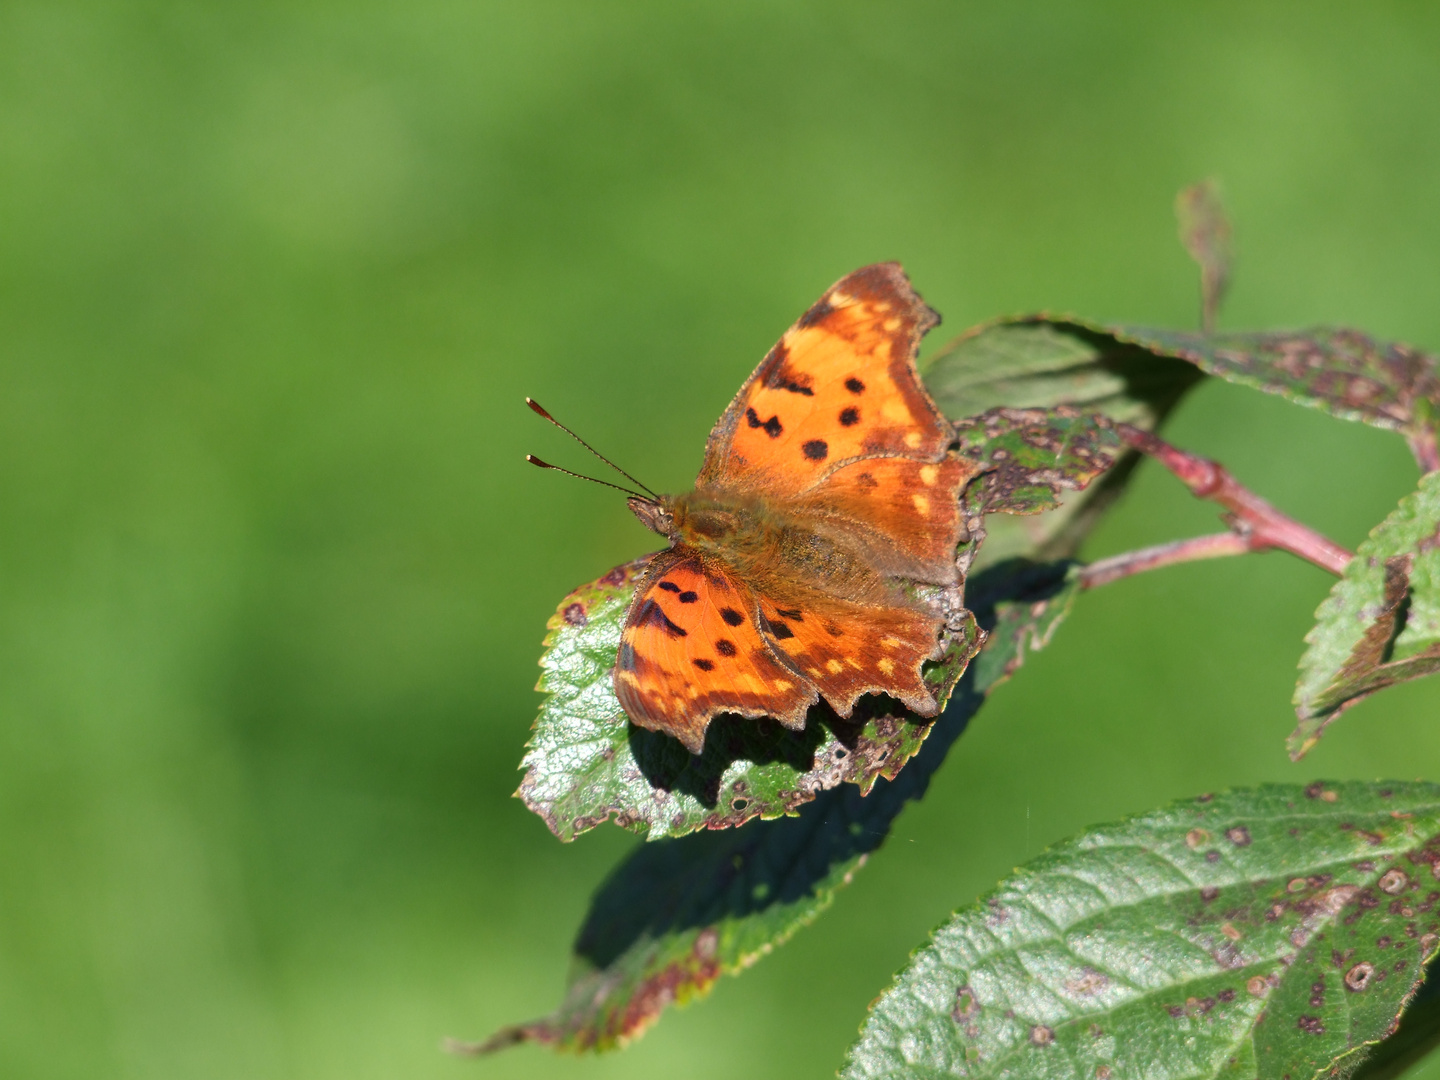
[470,559,1083,1053]
[843,782,1440,1080]
[954,407,1125,517]
[922,320,1200,567]
[518,557,983,843]
[1290,472,1440,759]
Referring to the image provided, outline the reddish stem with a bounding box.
[1079,532,1250,590]
[1411,426,1440,475]
[1112,424,1354,577]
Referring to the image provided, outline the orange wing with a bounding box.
[614,549,817,753]
[755,592,943,721]
[697,263,948,500]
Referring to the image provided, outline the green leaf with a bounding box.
[923,321,1200,567]
[1290,472,1440,759]
[955,407,1125,516]
[517,557,984,843]
[843,782,1440,1080]
[473,560,1083,1053]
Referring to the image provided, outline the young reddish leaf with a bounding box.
[954,406,1125,516]
[1290,471,1440,759]
[843,782,1440,1080]
[1175,179,1233,334]
[468,560,1081,1053]
[517,557,983,843]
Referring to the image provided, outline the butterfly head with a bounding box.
[627,495,677,539]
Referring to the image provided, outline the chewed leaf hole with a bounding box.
[732,797,749,811]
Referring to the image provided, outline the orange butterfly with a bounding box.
[538,264,979,754]
[542,264,977,753]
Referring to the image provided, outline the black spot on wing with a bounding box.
[854,472,877,490]
[768,621,794,640]
[839,407,859,426]
[802,439,828,461]
[618,642,637,671]
[692,658,714,671]
[745,407,784,438]
[824,623,844,637]
[720,607,744,627]
[636,599,687,638]
[775,606,802,621]
[658,581,680,593]
[845,377,865,394]
[678,591,698,603]
[716,639,738,657]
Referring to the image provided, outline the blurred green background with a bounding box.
[4,2,1440,1078]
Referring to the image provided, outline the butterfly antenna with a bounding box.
[525,455,650,500]
[525,398,659,498]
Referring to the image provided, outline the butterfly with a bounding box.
[535,264,977,754]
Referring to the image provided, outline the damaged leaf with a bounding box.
[473,559,1083,1053]
[518,557,983,843]
[843,782,1440,1080]
[1112,324,1440,471]
[923,320,1200,567]
[954,406,1125,516]
[1290,472,1440,759]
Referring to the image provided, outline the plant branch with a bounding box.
[1101,423,1355,578]
[1079,532,1250,590]
[1410,426,1440,475]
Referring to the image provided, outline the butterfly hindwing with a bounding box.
[794,454,977,584]
[614,549,817,753]
[697,263,949,498]
[756,593,942,720]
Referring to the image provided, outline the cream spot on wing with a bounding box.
[617,671,641,687]
[903,431,923,449]
[912,493,931,516]
[881,398,910,423]
[846,657,862,670]
[880,637,903,649]
[877,658,895,675]
[806,667,822,677]
[830,290,852,306]
[826,659,844,674]
[774,680,793,691]
[919,464,938,486]
[883,316,901,331]
[688,686,699,698]
[740,674,764,693]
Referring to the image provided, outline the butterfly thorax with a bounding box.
[629,489,888,604]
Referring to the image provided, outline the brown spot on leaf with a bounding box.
[563,602,588,626]
[1030,1025,1054,1046]
[1225,826,1252,846]
[1200,886,1220,902]
[1186,828,1209,848]
[1247,976,1270,997]
[1381,869,1411,894]
[951,986,978,1022]
[1297,1015,1325,1035]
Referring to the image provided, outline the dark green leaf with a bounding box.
[923,320,1200,567]
[518,557,983,843]
[474,560,1082,1053]
[1349,952,1440,1080]
[955,407,1125,516]
[1290,472,1440,759]
[843,782,1440,1080]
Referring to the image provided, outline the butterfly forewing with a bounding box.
[697,263,949,498]
[615,549,817,753]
